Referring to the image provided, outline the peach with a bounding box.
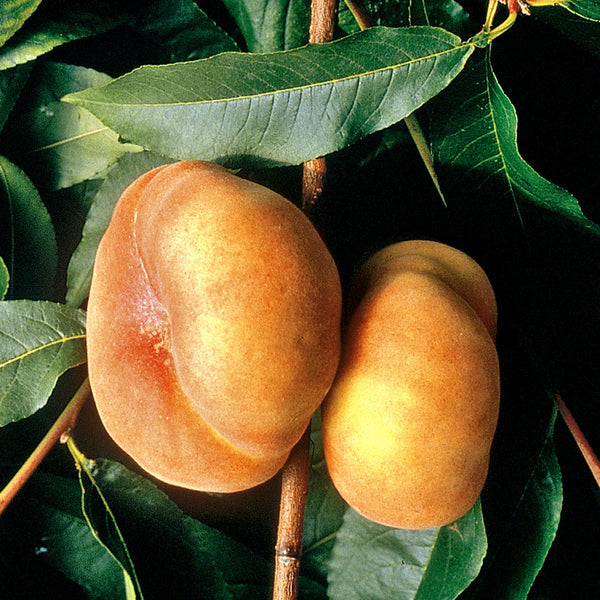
[321,240,500,529]
[86,160,342,492]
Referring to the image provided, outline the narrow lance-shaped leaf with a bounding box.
[4,62,142,191]
[20,471,136,600]
[564,0,600,21]
[327,500,487,600]
[0,64,32,130]
[221,0,310,52]
[63,26,475,168]
[0,155,57,299]
[67,439,143,600]
[133,0,239,62]
[66,152,171,308]
[0,0,43,47]
[0,257,8,299]
[0,6,129,71]
[429,49,599,234]
[0,300,86,426]
[461,400,563,600]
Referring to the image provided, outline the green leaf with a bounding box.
[221,0,310,52]
[302,463,347,585]
[429,49,598,233]
[0,470,132,599]
[67,440,145,599]
[327,501,487,600]
[133,0,239,61]
[0,256,8,299]
[0,300,86,426]
[0,6,128,70]
[461,390,563,599]
[0,64,32,131]
[66,152,171,308]
[4,62,142,191]
[0,0,43,47]
[564,0,600,21]
[22,471,133,599]
[78,457,263,599]
[537,5,600,59]
[0,155,57,299]
[63,26,474,168]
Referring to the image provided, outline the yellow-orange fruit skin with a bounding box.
[86,160,342,493]
[321,242,500,529]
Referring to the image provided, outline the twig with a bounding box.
[273,428,312,600]
[553,392,600,488]
[273,2,338,598]
[0,378,91,516]
[301,0,339,214]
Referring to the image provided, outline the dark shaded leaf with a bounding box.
[0,64,32,131]
[67,439,144,599]
[221,0,310,52]
[0,6,128,70]
[134,0,239,61]
[0,154,57,299]
[66,152,170,307]
[4,62,141,191]
[430,49,597,233]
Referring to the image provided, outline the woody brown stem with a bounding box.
[273,2,338,599]
[301,0,338,214]
[0,378,91,516]
[272,427,312,600]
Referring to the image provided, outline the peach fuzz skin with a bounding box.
[321,241,500,529]
[86,160,342,493]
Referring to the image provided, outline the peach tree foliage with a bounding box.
[1,0,599,599]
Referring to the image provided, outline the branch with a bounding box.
[301,0,338,214]
[273,2,338,599]
[0,378,91,516]
[553,392,600,488]
[273,427,312,600]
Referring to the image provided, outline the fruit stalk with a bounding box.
[273,1,339,598]
[0,378,91,516]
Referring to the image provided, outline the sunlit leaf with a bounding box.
[4,62,142,191]
[0,155,57,299]
[66,152,170,308]
[0,257,8,299]
[0,300,86,426]
[0,0,43,47]
[63,26,474,168]
[327,501,487,600]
